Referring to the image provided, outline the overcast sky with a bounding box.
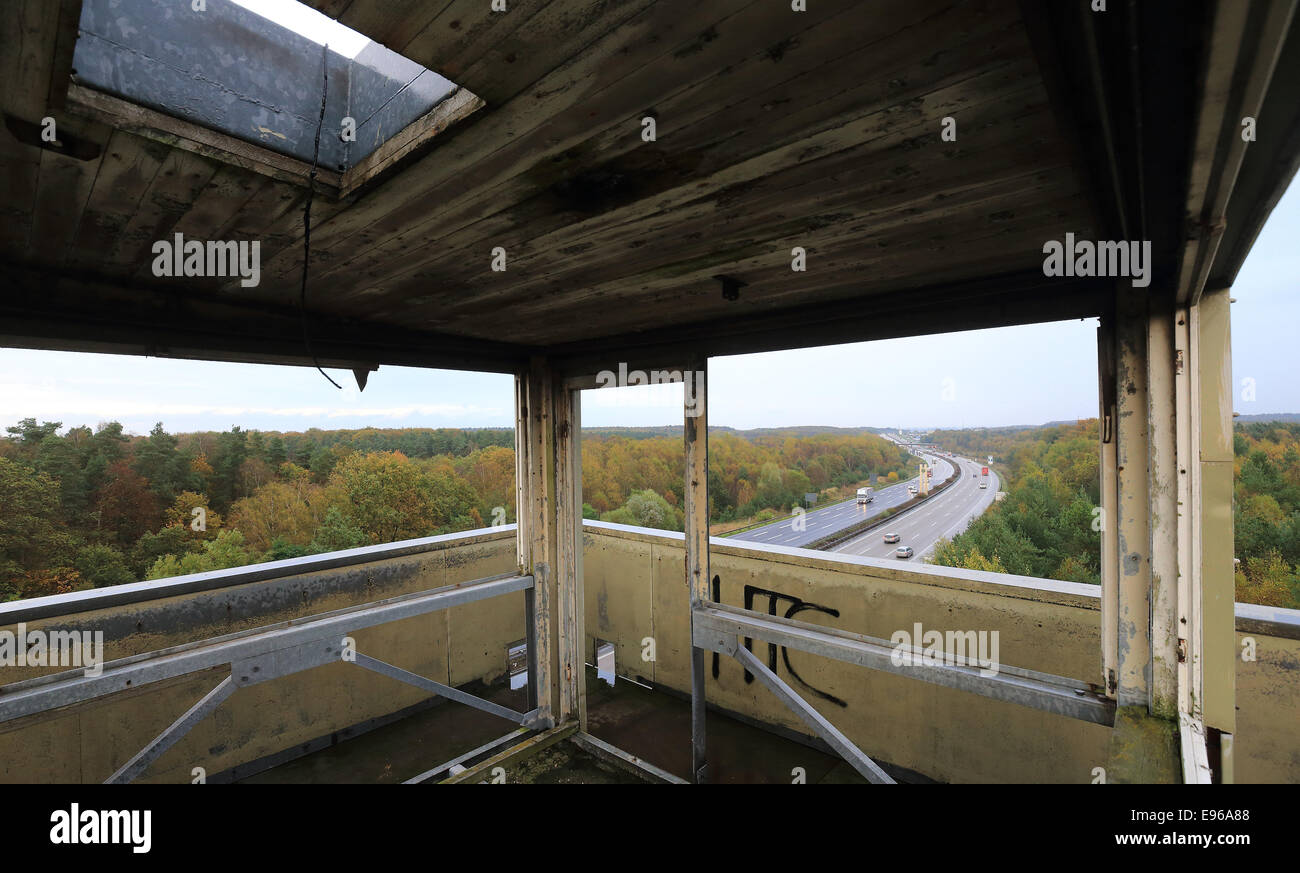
[1,181,1295,437]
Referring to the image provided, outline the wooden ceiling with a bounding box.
[1,0,1297,373]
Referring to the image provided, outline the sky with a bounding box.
[232,0,371,58]
[1,180,1295,438]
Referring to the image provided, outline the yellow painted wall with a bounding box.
[583,523,1300,784]
[2,523,1295,783]
[0,530,520,783]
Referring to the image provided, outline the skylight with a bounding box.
[72,0,462,172]
[231,0,371,59]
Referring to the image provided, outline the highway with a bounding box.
[729,450,954,549]
[833,454,1000,561]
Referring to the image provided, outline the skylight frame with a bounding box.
[65,0,483,198]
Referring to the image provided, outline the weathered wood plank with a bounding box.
[336,62,1047,318]
[0,0,63,256]
[63,130,172,271]
[28,117,114,265]
[447,191,1090,342]
[553,377,583,725]
[249,0,784,291]
[108,148,220,273]
[258,0,1016,306]
[45,0,81,111]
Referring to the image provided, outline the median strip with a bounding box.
[805,460,964,551]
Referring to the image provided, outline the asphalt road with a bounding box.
[730,451,954,549]
[833,454,1000,561]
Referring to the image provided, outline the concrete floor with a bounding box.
[241,667,920,784]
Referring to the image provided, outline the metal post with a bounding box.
[1147,296,1180,717]
[1097,315,1119,697]
[1192,288,1236,741]
[684,359,709,784]
[1115,289,1152,708]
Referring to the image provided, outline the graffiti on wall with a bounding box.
[710,576,847,708]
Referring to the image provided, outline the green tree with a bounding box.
[601,489,681,531]
[73,544,136,587]
[146,530,254,580]
[309,506,370,553]
[0,457,81,585]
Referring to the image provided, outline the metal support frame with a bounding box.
[403,728,530,784]
[571,731,690,784]
[352,653,540,727]
[105,675,238,784]
[732,645,894,784]
[694,603,1115,727]
[0,572,538,783]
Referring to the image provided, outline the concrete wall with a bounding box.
[2,522,1295,783]
[0,527,521,783]
[582,522,1300,784]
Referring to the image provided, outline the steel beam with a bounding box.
[732,646,894,784]
[403,729,531,784]
[105,675,238,784]
[571,732,689,784]
[351,653,539,727]
[693,604,1115,726]
[0,573,533,723]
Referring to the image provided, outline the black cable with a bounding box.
[301,42,343,390]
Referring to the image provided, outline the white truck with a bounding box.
[856,487,874,505]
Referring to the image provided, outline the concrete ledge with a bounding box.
[1234,602,1300,641]
[583,519,1102,609]
[0,524,518,623]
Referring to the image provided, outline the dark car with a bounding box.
[883,532,901,544]
[895,546,914,559]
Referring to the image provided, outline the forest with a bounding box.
[0,420,911,601]
[927,419,1300,609]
